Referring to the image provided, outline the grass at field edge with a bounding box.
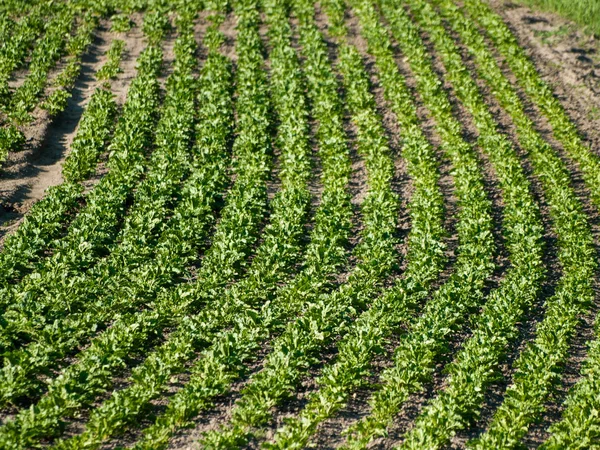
[516,0,600,36]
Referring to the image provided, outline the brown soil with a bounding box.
[488,0,600,154]
[0,17,145,238]
[219,11,239,63]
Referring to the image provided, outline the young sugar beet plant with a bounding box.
[362,0,546,447]
[262,0,451,445]
[0,6,276,448]
[0,19,165,408]
[43,2,337,446]
[0,15,14,48]
[191,0,401,446]
[110,0,357,447]
[420,1,598,448]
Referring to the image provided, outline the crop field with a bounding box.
[0,0,599,448]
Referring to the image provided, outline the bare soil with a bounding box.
[0,17,145,238]
[488,0,600,153]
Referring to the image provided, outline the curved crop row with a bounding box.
[419,1,599,448]
[464,0,600,211]
[333,0,498,445]
[376,0,546,447]
[114,0,358,446]
[47,1,322,446]
[194,0,401,445]
[262,0,450,444]
[0,23,165,408]
[0,9,218,449]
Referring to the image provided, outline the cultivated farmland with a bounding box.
[0,0,599,448]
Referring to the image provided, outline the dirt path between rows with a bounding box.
[0,17,145,237]
[487,1,600,154]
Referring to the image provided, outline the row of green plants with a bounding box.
[106,0,357,443]
[39,12,99,116]
[0,2,54,105]
[260,0,449,444]
[371,0,547,446]
[0,2,64,159]
[193,0,402,445]
[446,0,600,447]
[0,84,117,286]
[0,17,166,410]
[0,23,127,289]
[4,7,76,124]
[0,8,217,449]
[96,39,126,80]
[46,0,329,445]
[20,11,232,448]
[320,0,500,445]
